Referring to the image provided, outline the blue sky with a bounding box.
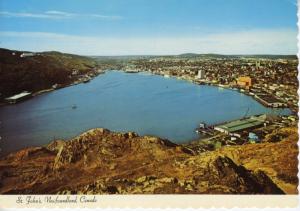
[0,0,298,55]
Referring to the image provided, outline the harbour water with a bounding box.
[0,71,291,156]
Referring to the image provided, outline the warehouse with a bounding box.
[214,115,266,135]
[5,91,32,104]
[254,94,285,108]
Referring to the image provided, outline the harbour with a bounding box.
[0,70,291,157]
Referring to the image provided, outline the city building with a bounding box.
[256,61,261,69]
[196,70,205,79]
[237,76,252,89]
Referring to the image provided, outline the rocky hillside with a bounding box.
[0,48,98,99]
[0,127,298,194]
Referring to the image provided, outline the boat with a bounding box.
[72,105,77,109]
[83,78,91,83]
[125,69,139,73]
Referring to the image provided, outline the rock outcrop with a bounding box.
[0,127,297,194]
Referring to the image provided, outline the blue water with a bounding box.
[0,71,291,156]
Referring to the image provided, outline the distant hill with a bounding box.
[177,53,236,59]
[94,53,297,60]
[236,54,298,60]
[0,48,98,99]
[89,53,298,60]
[177,53,297,60]
[1,48,297,99]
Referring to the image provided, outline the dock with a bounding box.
[195,122,215,136]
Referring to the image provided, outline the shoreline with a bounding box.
[0,70,106,107]
[123,69,296,113]
[1,68,295,114]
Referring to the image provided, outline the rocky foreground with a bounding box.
[0,127,298,194]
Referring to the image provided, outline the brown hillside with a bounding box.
[0,127,297,194]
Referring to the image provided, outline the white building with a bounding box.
[196,70,205,79]
[5,91,32,104]
[20,52,35,58]
[256,61,261,68]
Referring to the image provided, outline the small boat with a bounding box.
[125,70,139,73]
[83,78,91,83]
[72,105,77,109]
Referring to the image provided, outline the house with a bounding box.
[248,132,259,143]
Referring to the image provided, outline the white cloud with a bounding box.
[0,29,297,55]
[0,31,73,38]
[0,11,55,19]
[0,11,123,20]
[44,10,74,18]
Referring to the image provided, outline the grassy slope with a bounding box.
[0,48,98,99]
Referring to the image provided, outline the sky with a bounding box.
[0,0,298,55]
